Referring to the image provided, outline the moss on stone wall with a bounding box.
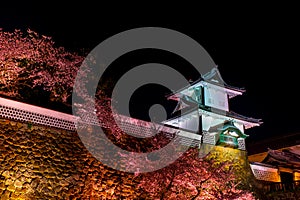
[205,146,252,187]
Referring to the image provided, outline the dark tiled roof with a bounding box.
[227,110,262,124]
[261,148,300,169]
[166,67,245,99]
[202,67,246,93]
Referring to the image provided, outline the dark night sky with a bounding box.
[1,2,299,143]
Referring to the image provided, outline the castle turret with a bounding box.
[162,67,262,150]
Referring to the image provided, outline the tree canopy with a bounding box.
[0,28,84,104]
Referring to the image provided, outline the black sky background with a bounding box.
[1,2,299,144]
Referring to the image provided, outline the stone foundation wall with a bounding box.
[0,118,140,199]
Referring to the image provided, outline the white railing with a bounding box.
[250,163,281,182]
[0,96,202,146]
[0,97,78,131]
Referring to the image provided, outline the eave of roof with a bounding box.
[163,105,262,130]
[166,67,246,100]
[262,148,300,168]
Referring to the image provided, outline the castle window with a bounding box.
[217,121,248,149]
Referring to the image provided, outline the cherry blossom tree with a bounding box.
[133,147,257,200]
[0,28,84,103]
[90,102,258,199]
